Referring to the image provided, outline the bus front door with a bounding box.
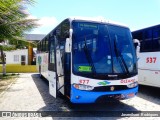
[48,37,57,98]
[48,70,57,98]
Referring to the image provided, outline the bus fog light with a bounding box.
[127,82,138,88]
[73,84,94,90]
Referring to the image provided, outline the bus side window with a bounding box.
[153,29,160,51]
[48,37,56,71]
[143,30,152,52]
[46,37,49,52]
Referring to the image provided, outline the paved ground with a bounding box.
[0,73,160,120]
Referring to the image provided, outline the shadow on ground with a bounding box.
[137,85,160,105]
[31,74,139,118]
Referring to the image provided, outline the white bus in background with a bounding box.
[36,17,138,103]
[132,25,160,88]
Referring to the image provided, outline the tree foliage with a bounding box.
[0,0,38,41]
[0,0,38,75]
[0,45,16,51]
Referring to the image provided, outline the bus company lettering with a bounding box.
[120,79,135,83]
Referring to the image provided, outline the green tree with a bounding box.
[0,0,38,75]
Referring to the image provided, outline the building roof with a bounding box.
[24,34,46,41]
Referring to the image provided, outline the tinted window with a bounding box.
[142,30,152,51]
[48,37,55,71]
[153,28,160,51]
[46,38,49,52]
[72,21,137,78]
[132,26,160,52]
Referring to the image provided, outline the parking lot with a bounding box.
[0,73,160,120]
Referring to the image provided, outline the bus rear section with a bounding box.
[37,17,138,103]
[132,24,160,88]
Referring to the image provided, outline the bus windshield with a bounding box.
[72,21,137,78]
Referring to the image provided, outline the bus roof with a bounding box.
[68,16,128,28]
[132,24,160,33]
[38,17,129,43]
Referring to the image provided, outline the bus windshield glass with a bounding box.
[72,21,137,78]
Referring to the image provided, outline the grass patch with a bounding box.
[0,73,19,94]
[0,73,19,79]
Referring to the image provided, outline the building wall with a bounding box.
[4,49,28,65]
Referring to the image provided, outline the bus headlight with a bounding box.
[127,82,138,88]
[73,84,94,91]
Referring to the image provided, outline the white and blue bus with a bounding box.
[37,17,138,103]
[132,24,160,88]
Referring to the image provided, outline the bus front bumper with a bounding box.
[70,86,138,103]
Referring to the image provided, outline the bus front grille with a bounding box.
[92,85,132,92]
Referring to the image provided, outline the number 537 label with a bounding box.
[146,57,156,63]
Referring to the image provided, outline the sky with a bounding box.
[27,0,160,34]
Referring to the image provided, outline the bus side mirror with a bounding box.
[133,39,140,53]
[134,43,138,50]
[65,38,71,53]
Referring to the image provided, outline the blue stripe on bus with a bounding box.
[70,86,138,103]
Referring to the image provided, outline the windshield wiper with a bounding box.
[83,37,97,75]
[113,35,130,75]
